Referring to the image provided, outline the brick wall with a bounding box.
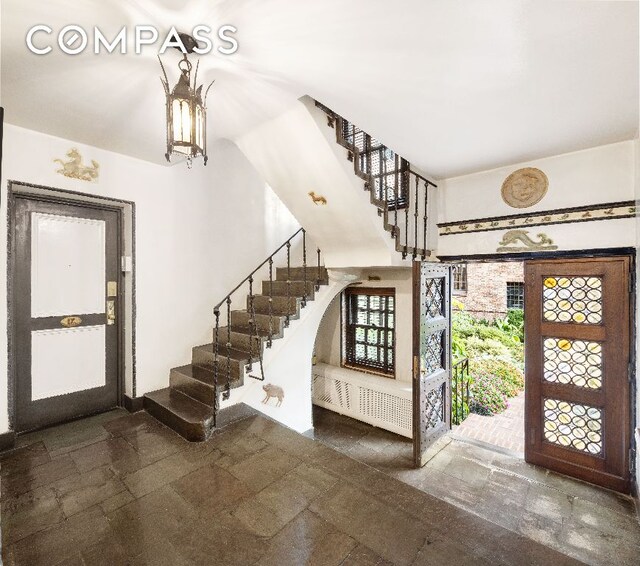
[454,261,524,320]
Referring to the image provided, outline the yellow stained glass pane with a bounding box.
[542,276,602,325]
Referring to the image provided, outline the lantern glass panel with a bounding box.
[172,98,193,144]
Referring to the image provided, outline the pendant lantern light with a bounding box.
[159,34,214,167]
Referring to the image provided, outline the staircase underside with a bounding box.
[144,266,329,441]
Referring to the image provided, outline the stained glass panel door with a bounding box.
[524,257,631,493]
[412,262,452,467]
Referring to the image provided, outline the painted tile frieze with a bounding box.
[438,201,636,236]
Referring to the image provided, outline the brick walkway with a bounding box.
[454,391,525,453]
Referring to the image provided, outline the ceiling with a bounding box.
[1,0,638,178]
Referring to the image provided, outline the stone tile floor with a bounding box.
[0,408,586,565]
[455,391,525,453]
[312,406,640,566]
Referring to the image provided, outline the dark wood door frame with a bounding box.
[7,183,133,432]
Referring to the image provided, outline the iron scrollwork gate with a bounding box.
[413,263,452,467]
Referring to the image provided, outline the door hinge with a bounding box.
[630,362,634,383]
[630,448,636,474]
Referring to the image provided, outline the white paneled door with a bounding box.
[12,196,121,432]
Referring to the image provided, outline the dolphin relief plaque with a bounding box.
[501,167,548,209]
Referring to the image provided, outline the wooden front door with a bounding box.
[413,262,452,467]
[11,195,122,432]
[524,257,631,493]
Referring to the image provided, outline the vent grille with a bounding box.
[312,371,412,438]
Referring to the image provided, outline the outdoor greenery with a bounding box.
[452,299,525,418]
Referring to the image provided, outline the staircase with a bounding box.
[315,101,437,260]
[144,229,328,441]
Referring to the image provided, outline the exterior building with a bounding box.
[452,262,524,319]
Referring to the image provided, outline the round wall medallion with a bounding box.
[501,167,548,209]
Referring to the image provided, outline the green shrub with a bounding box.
[470,358,524,398]
[506,308,525,341]
[469,372,508,416]
[465,336,512,359]
[453,308,525,366]
[452,303,525,416]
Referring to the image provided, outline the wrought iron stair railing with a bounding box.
[316,101,437,260]
[451,357,471,425]
[211,228,324,425]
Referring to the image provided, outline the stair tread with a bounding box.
[232,309,277,316]
[145,388,211,423]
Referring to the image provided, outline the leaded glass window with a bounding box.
[343,287,395,377]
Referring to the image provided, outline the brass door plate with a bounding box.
[107,281,118,297]
[61,316,82,328]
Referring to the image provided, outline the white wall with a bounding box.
[0,124,299,433]
[437,141,636,257]
[315,268,413,383]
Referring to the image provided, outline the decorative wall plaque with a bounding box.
[308,191,327,205]
[497,230,558,253]
[54,148,100,182]
[262,383,284,407]
[501,167,548,209]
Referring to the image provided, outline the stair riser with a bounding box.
[144,395,212,442]
[261,280,316,298]
[192,347,244,379]
[275,266,328,282]
[170,370,215,407]
[247,295,299,316]
[230,311,286,334]
[214,329,263,353]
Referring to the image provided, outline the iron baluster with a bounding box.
[213,309,220,427]
[451,367,460,422]
[224,297,232,400]
[422,179,428,259]
[302,229,307,307]
[247,275,266,382]
[364,133,371,178]
[413,175,419,259]
[267,258,273,348]
[286,241,291,328]
[451,357,470,425]
[465,360,470,421]
[393,154,399,237]
[316,248,321,291]
[382,146,389,215]
[248,276,254,362]
[403,169,409,259]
